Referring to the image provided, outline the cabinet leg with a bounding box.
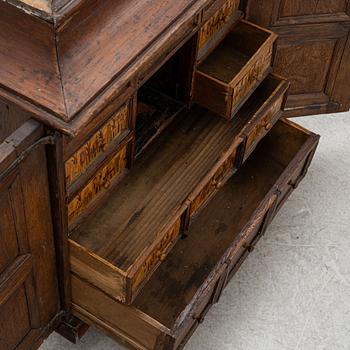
[56,315,89,344]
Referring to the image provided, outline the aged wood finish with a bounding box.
[0,0,231,133]
[65,103,130,187]
[70,120,320,350]
[0,99,30,144]
[67,135,133,228]
[241,74,289,161]
[197,0,241,61]
[4,0,72,18]
[193,20,277,119]
[0,121,60,350]
[68,73,289,305]
[0,1,328,349]
[69,107,245,305]
[246,0,350,116]
[187,150,236,221]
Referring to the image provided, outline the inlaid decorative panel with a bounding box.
[198,0,240,51]
[65,104,129,186]
[189,152,236,218]
[131,217,182,293]
[68,143,129,225]
[231,44,273,107]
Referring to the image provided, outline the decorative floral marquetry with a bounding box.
[65,104,129,186]
[198,0,240,50]
[246,96,284,151]
[189,152,236,218]
[231,45,273,108]
[68,144,128,224]
[132,218,182,292]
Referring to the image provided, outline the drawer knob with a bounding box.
[193,314,205,324]
[264,122,273,131]
[243,243,255,253]
[158,252,167,262]
[288,180,298,189]
[215,180,223,189]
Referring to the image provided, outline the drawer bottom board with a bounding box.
[71,119,319,350]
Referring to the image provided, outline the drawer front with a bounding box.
[71,275,162,350]
[197,0,240,61]
[131,216,184,297]
[188,151,237,221]
[175,265,226,350]
[243,79,289,161]
[65,103,130,187]
[230,42,274,116]
[194,21,277,120]
[224,196,277,288]
[67,138,132,226]
[276,139,319,212]
[70,212,184,305]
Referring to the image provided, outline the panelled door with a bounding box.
[0,120,60,350]
[245,0,350,117]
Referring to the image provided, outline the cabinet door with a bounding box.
[245,0,350,116]
[0,121,59,350]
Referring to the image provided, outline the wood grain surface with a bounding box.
[194,20,277,119]
[71,120,319,350]
[69,73,289,304]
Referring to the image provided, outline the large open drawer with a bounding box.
[68,74,288,305]
[70,119,320,350]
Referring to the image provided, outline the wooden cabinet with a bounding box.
[0,120,60,350]
[246,0,350,116]
[0,1,331,349]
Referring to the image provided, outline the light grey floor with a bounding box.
[41,112,350,350]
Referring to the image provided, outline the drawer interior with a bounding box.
[197,21,272,84]
[132,120,313,329]
[238,74,287,125]
[136,87,183,155]
[69,106,245,301]
[69,74,287,303]
[135,38,194,155]
[71,120,318,350]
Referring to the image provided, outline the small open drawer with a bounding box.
[71,119,319,350]
[193,20,277,120]
[240,74,289,162]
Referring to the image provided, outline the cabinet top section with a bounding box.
[0,0,220,135]
[4,0,73,19]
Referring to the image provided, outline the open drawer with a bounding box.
[68,74,288,305]
[70,119,319,350]
[193,20,277,120]
[196,0,241,62]
[69,107,245,306]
